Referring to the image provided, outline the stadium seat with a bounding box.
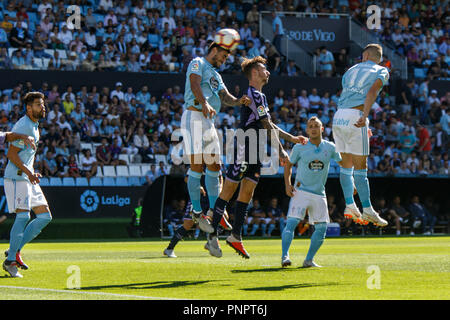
[39,177,50,186]
[140,165,151,175]
[44,49,55,57]
[414,68,426,79]
[96,166,103,177]
[128,165,142,176]
[34,59,43,69]
[115,177,128,186]
[0,178,3,186]
[155,154,167,164]
[75,177,89,186]
[62,177,75,186]
[128,176,141,186]
[118,154,129,165]
[80,143,93,153]
[102,166,116,177]
[89,177,102,186]
[49,177,63,186]
[8,48,16,57]
[56,49,67,59]
[116,165,129,176]
[103,177,116,186]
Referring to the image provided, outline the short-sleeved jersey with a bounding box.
[338,60,389,109]
[4,115,39,181]
[289,140,342,196]
[239,86,270,130]
[183,57,225,114]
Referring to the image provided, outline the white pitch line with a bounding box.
[0,285,188,300]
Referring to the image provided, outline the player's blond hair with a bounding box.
[307,116,323,127]
[363,44,383,63]
[241,56,267,80]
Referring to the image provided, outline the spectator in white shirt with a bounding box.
[239,23,252,42]
[99,0,114,13]
[223,107,236,127]
[298,90,310,110]
[110,82,125,101]
[160,11,176,31]
[103,9,118,27]
[57,25,73,48]
[37,0,52,18]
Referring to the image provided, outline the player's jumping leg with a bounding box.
[339,153,365,225]
[187,165,213,233]
[303,222,327,268]
[281,217,300,267]
[225,179,256,259]
[353,156,388,227]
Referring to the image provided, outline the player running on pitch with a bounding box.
[332,44,389,227]
[3,92,52,278]
[205,56,308,259]
[282,117,345,268]
[181,40,250,234]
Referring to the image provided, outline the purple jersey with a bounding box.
[239,86,270,130]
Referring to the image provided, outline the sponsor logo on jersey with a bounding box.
[191,61,199,71]
[210,77,219,90]
[308,160,324,171]
[257,105,266,116]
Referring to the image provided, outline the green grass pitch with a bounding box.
[0,237,449,300]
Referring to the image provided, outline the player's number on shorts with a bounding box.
[240,162,248,173]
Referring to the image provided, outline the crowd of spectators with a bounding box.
[0,0,447,79]
[0,77,448,181]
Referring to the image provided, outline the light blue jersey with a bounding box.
[338,60,389,109]
[289,140,342,196]
[183,57,225,114]
[4,115,39,181]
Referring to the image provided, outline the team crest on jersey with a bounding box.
[308,160,324,171]
[191,62,199,71]
[210,77,219,90]
[257,105,265,116]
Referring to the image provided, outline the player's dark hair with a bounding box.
[241,56,267,80]
[208,42,230,54]
[23,92,44,107]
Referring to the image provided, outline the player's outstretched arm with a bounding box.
[4,132,36,150]
[219,88,250,107]
[355,79,383,128]
[272,124,308,145]
[7,145,40,184]
[260,117,289,165]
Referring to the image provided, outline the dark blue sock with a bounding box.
[231,201,248,237]
[212,197,228,235]
[167,226,188,250]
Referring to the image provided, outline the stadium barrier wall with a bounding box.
[0,186,147,218]
[141,175,449,238]
[2,70,449,101]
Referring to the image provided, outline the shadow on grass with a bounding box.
[80,280,213,291]
[241,282,342,291]
[139,255,209,260]
[231,267,303,273]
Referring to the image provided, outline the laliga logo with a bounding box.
[80,190,131,213]
[80,190,99,213]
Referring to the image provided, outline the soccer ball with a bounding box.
[214,28,241,52]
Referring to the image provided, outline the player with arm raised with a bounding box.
[3,92,52,278]
[282,117,345,268]
[205,56,308,259]
[332,44,389,227]
[181,41,250,234]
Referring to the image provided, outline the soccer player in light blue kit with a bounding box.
[282,117,343,268]
[2,92,52,278]
[332,44,389,227]
[181,40,250,233]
